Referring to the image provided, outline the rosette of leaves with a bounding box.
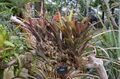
[50,10,92,56]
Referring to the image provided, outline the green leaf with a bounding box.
[0,2,11,6]
[4,41,15,47]
[68,9,73,22]
[0,35,4,47]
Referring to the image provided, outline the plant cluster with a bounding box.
[0,0,120,79]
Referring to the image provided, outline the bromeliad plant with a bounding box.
[50,10,93,68]
[10,10,99,79]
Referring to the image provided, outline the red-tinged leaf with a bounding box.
[75,22,81,34]
[53,11,61,22]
